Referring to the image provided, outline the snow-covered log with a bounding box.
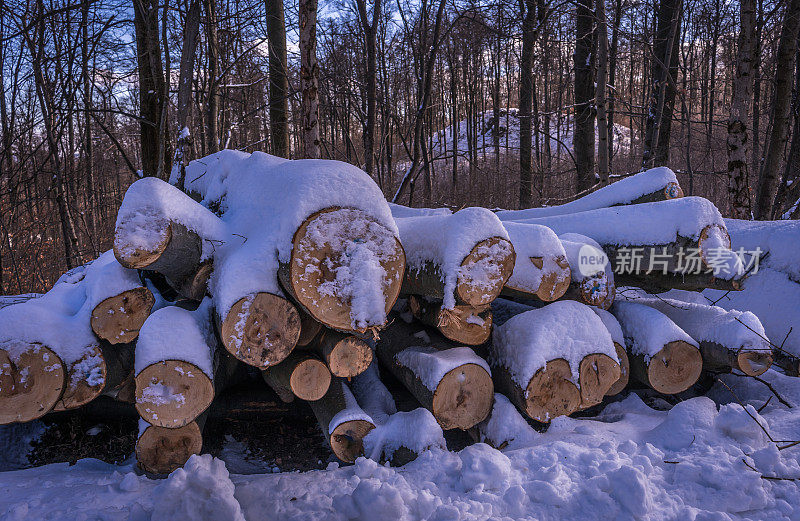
[0,342,65,424]
[623,296,773,376]
[559,234,616,310]
[351,362,446,465]
[495,167,682,220]
[52,341,135,412]
[490,301,619,420]
[611,301,703,394]
[590,308,630,396]
[134,303,216,428]
[114,177,225,299]
[388,203,452,218]
[397,208,515,309]
[510,197,745,291]
[477,393,538,450]
[136,417,204,475]
[374,319,494,430]
[261,350,331,402]
[500,222,571,302]
[305,329,372,378]
[307,379,375,463]
[91,287,155,344]
[408,296,492,346]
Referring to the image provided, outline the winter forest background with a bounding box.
[1,0,799,295]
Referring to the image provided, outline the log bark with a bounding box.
[307,329,372,378]
[90,287,155,344]
[277,207,405,333]
[0,342,66,424]
[307,379,375,462]
[408,296,492,346]
[491,358,581,423]
[52,342,135,412]
[373,319,493,430]
[136,417,204,475]
[772,349,800,377]
[262,350,331,402]
[296,310,323,347]
[217,292,301,368]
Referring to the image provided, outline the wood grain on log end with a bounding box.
[646,340,703,394]
[330,419,375,463]
[536,254,572,302]
[91,287,155,344]
[320,333,373,378]
[0,343,66,424]
[606,342,630,396]
[524,359,581,422]
[136,421,202,474]
[114,218,172,269]
[737,350,772,377]
[220,292,301,368]
[52,345,107,411]
[578,353,621,408]
[432,363,494,430]
[456,237,516,307]
[289,357,331,401]
[135,360,213,428]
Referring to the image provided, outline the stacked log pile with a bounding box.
[0,155,792,475]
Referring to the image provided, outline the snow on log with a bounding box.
[490,301,619,420]
[307,379,375,463]
[262,350,331,402]
[500,222,571,302]
[590,308,630,396]
[408,295,492,346]
[134,302,216,428]
[622,296,772,376]
[477,393,538,450]
[374,319,494,430]
[559,233,616,310]
[0,342,65,424]
[510,197,745,290]
[136,417,203,475]
[397,208,515,309]
[611,301,702,394]
[495,167,682,220]
[351,362,445,465]
[305,329,372,378]
[388,203,452,218]
[114,177,226,299]
[184,151,405,334]
[52,342,135,412]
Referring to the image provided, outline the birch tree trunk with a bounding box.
[300,0,321,158]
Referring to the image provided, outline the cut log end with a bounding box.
[91,287,155,344]
[283,207,406,332]
[325,336,373,378]
[606,342,631,396]
[114,219,172,269]
[330,419,374,463]
[577,273,615,310]
[524,358,582,422]
[52,345,107,412]
[578,353,621,408]
[646,341,703,394]
[431,363,494,430]
[136,421,202,475]
[0,344,66,424]
[537,255,572,302]
[289,358,332,401]
[737,350,773,377]
[135,360,214,428]
[664,182,684,200]
[456,237,516,307]
[220,293,301,368]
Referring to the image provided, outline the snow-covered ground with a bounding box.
[2,369,800,520]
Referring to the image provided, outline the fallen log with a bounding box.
[477,393,539,450]
[217,292,301,368]
[306,329,372,378]
[611,301,703,394]
[0,342,66,424]
[262,350,331,402]
[114,177,225,299]
[510,197,745,290]
[134,304,216,428]
[397,208,515,308]
[490,301,619,420]
[623,296,773,376]
[772,350,800,377]
[495,167,682,220]
[590,308,630,396]
[408,296,492,346]
[136,416,204,475]
[307,379,375,463]
[52,342,135,412]
[500,222,571,302]
[559,233,616,310]
[374,319,494,430]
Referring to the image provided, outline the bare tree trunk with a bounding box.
[606,0,622,172]
[595,0,610,185]
[574,0,595,192]
[519,0,540,208]
[356,0,381,177]
[754,0,800,219]
[81,0,97,250]
[300,0,321,158]
[132,0,165,178]
[726,0,755,219]
[174,0,201,189]
[266,0,289,158]
[773,58,800,217]
[204,0,220,153]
